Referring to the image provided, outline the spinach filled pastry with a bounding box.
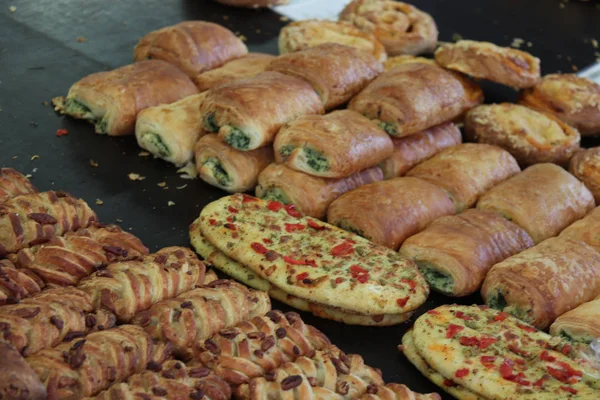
[550,298,600,345]
[200,72,324,150]
[559,206,600,253]
[255,163,384,219]
[0,168,37,204]
[134,21,248,78]
[0,342,46,400]
[348,62,484,137]
[194,53,276,91]
[0,259,44,305]
[327,177,455,250]
[267,43,383,110]
[569,147,600,203]
[383,55,437,71]
[274,110,393,178]
[477,163,595,244]
[195,134,274,193]
[406,143,520,212]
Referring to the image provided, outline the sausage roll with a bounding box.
[200,72,324,150]
[0,168,37,204]
[194,53,276,91]
[134,21,248,78]
[267,43,383,110]
[477,163,595,244]
[569,147,600,203]
[519,73,600,136]
[434,40,541,89]
[77,247,206,322]
[560,206,600,253]
[482,237,600,329]
[195,134,274,193]
[135,93,207,167]
[339,0,438,56]
[465,103,581,167]
[383,55,437,71]
[0,259,44,305]
[255,163,384,219]
[0,342,46,400]
[400,209,534,297]
[380,122,462,179]
[274,110,393,178]
[349,62,484,137]
[327,177,455,250]
[26,325,172,400]
[53,60,198,136]
[406,143,520,212]
[0,191,97,257]
[278,20,387,63]
[550,298,600,345]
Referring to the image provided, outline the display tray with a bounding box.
[1,0,599,398]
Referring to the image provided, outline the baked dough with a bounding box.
[549,298,600,345]
[213,0,288,7]
[0,342,46,400]
[559,206,600,253]
[569,147,600,203]
[194,53,276,91]
[0,259,44,305]
[359,383,442,400]
[0,168,37,204]
[383,55,437,71]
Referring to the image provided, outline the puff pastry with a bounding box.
[77,247,206,322]
[550,298,600,345]
[519,73,600,136]
[274,110,393,178]
[327,177,455,250]
[194,53,276,91]
[54,60,198,136]
[435,40,541,89]
[0,168,37,204]
[348,62,483,137]
[477,163,595,244]
[559,206,600,253]
[383,55,437,71]
[195,134,274,193]
[339,0,438,56]
[200,72,323,150]
[406,143,520,212]
[0,342,46,400]
[267,43,383,110]
[0,259,44,305]
[359,383,441,400]
[0,191,97,257]
[379,122,462,179]
[569,147,600,203]
[255,163,384,219]
[134,21,248,78]
[214,0,287,7]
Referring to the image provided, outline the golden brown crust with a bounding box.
[267,43,383,110]
[0,342,46,400]
[559,206,600,253]
[435,40,541,89]
[549,298,600,344]
[0,259,44,305]
[0,168,37,204]
[214,0,287,8]
[383,55,437,71]
[359,383,441,400]
[569,147,600,203]
[194,53,276,92]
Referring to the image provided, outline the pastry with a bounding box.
[406,143,520,212]
[434,40,541,89]
[559,206,600,253]
[0,342,46,400]
[274,110,393,178]
[0,259,44,305]
[348,62,483,137]
[339,0,438,56]
[358,383,441,400]
[465,103,581,166]
[203,269,219,285]
[200,72,323,150]
[53,60,198,136]
[267,43,383,110]
[400,209,534,297]
[194,53,276,91]
[482,237,600,329]
[77,247,206,322]
[569,147,600,203]
[477,163,595,243]
[379,122,462,179]
[550,298,600,345]
[328,177,455,250]
[195,134,274,193]
[383,55,437,71]
[0,168,37,204]
[255,164,384,219]
[214,0,287,8]
[519,73,600,136]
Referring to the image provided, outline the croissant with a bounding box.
[194,53,276,92]
[359,383,441,400]
[0,342,46,400]
[549,298,600,345]
[559,206,600,253]
[0,259,44,305]
[0,168,37,204]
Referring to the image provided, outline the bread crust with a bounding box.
[549,298,600,345]
[0,168,37,205]
[559,206,600,253]
[569,147,600,203]
[194,53,276,91]
[383,55,438,71]
[0,259,44,305]
[0,342,46,400]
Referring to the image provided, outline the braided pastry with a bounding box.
[203,269,219,284]
[133,279,271,359]
[0,259,44,305]
[359,383,441,400]
[0,168,37,204]
[0,342,46,400]
[77,247,206,322]
[26,325,172,399]
[196,310,331,385]
[0,191,97,257]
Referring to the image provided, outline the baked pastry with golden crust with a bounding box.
[0,259,44,305]
[560,207,600,253]
[383,55,437,71]
[569,147,600,203]
[340,0,438,56]
[0,342,46,400]
[435,40,541,89]
[214,0,287,8]
[477,163,595,243]
[134,21,248,78]
[194,53,276,91]
[550,298,600,345]
[267,43,383,110]
[360,383,441,400]
[519,73,600,136]
[0,168,37,204]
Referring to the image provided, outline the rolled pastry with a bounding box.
[400,209,534,297]
[200,71,323,150]
[559,206,600,253]
[379,122,462,179]
[327,177,455,250]
[0,168,37,204]
[194,53,276,91]
[435,40,541,89]
[134,21,247,78]
[477,163,595,244]
[465,103,581,167]
[53,60,198,136]
[339,0,438,56]
[550,298,600,345]
[274,110,393,178]
[278,20,387,62]
[267,43,383,110]
[569,147,600,203]
[0,259,44,305]
[359,383,442,400]
[519,73,600,136]
[214,0,287,8]
[0,342,46,400]
[349,62,483,137]
[406,143,521,212]
[195,134,274,193]
[383,55,437,71]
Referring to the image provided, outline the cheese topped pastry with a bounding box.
[569,147,600,203]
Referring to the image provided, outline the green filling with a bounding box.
[141,132,170,158]
[559,330,592,345]
[225,127,251,150]
[336,220,366,238]
[304,148,330,172]
[378,121,398,136]
[488,290,531,321]
[279,145,295,159]
[259,188,290,204]
[487,291,508,310]
[203,158,231,187]
[416,261,454,294]
[203,113,219,132]
[65,98,93,118]
[95,118,108,134]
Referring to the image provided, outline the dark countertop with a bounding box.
[1,0,599,397]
